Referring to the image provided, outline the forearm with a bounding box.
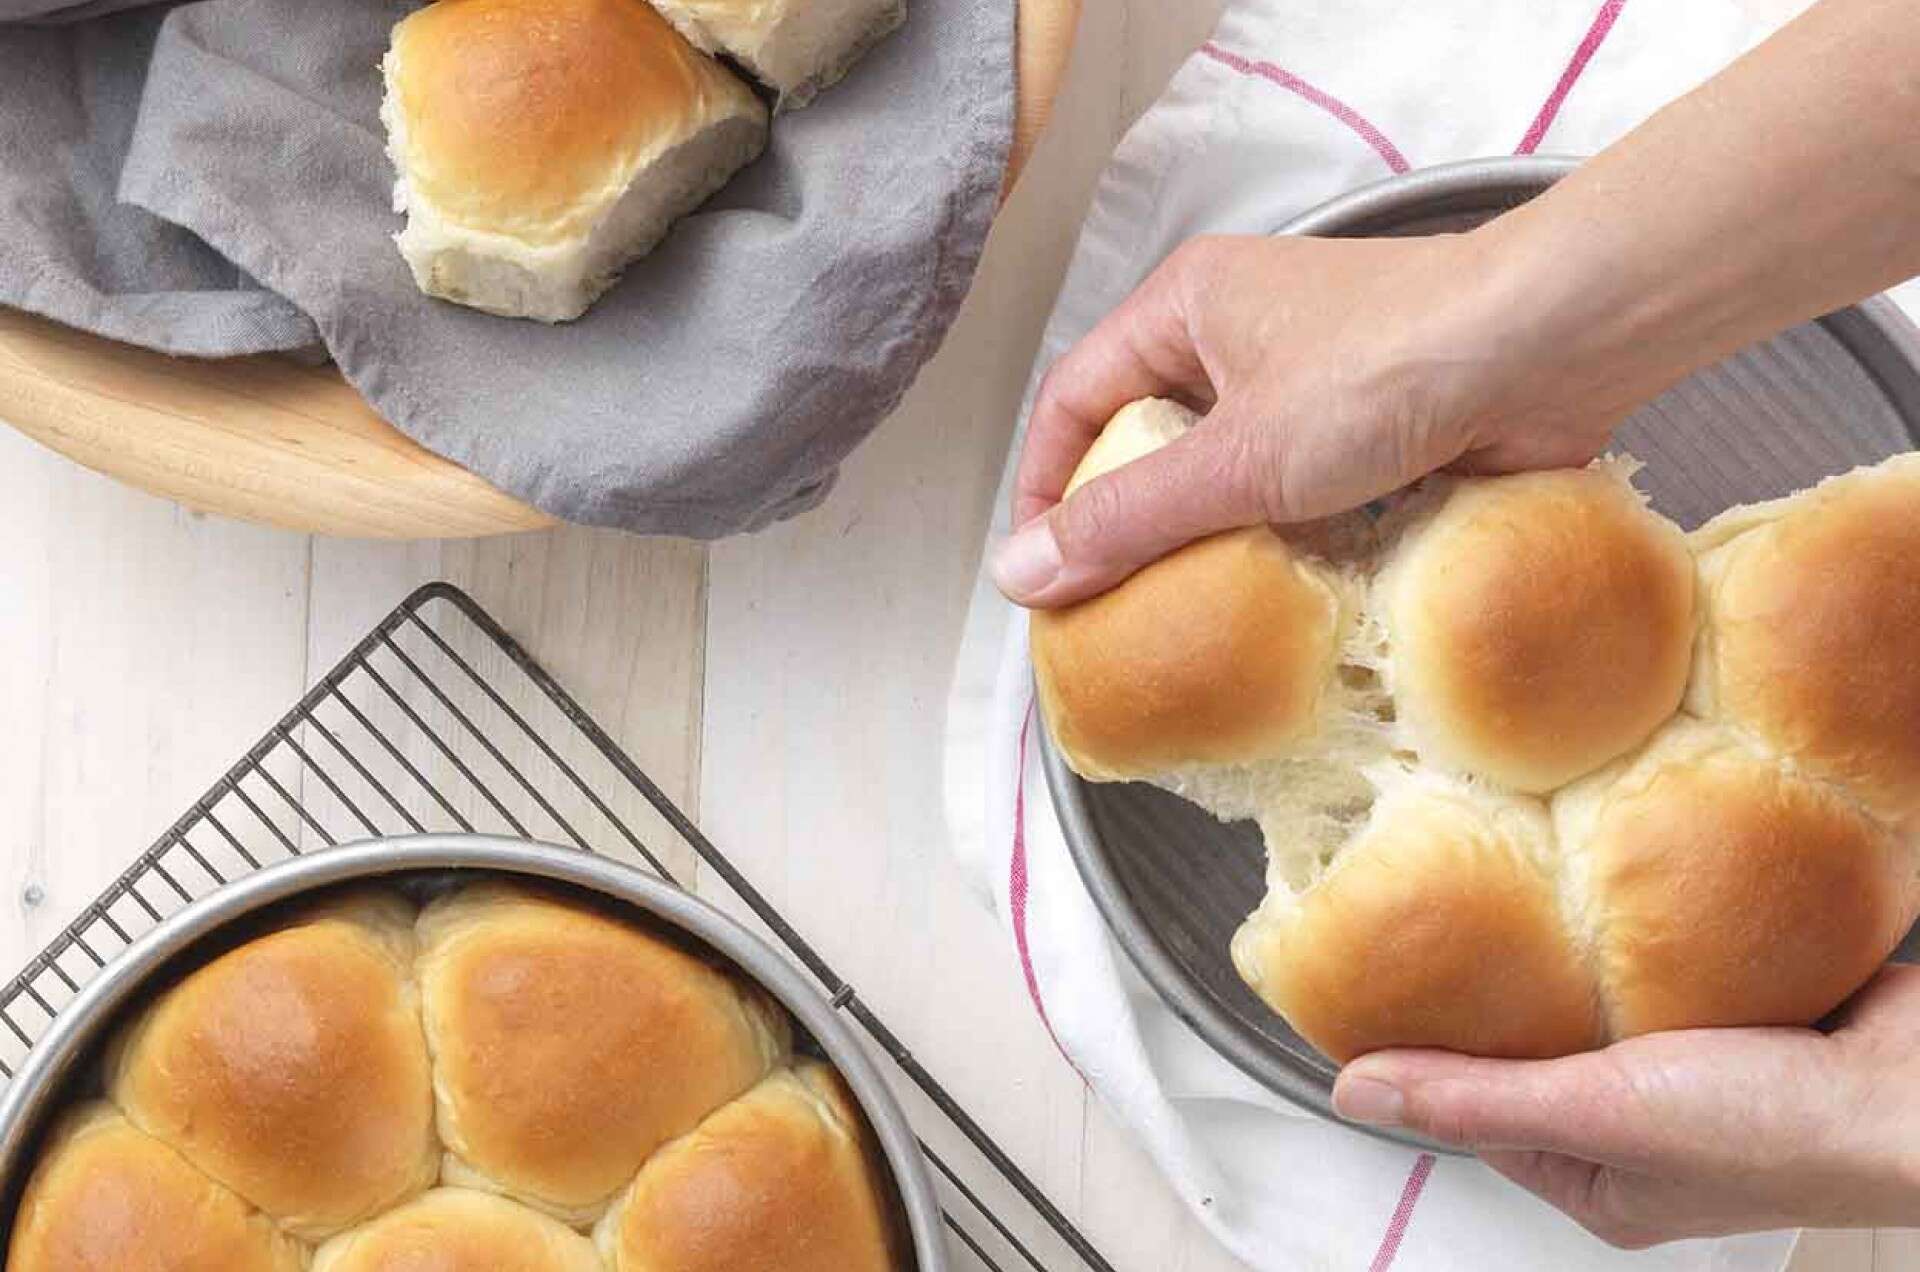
[1465,0,1920,430]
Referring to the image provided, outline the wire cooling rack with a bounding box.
[0,582,1114,1272]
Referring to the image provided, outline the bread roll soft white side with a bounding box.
[105,891,438,1240]
[417,884,790,1226]
[382,0,768,322]
[312,1188,604,1272]
[5,1104,304,1272]
[1234,768,1603,1063]
[1689,453,1920,830]
[594,1062,896,1272]
[1374,461,1697,794]
[1553,718,1916,1039]
[643,0,905,105]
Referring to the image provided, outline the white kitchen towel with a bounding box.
[944,1,1817,1269]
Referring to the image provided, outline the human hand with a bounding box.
[992,0,1920,611]
[990,231,1627,608]
[1331,964,1920,1248]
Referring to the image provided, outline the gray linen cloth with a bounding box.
[0,0,1014,534]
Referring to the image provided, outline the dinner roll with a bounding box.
[1233,772,1603,1064]
[418,884,790,1224]
[4,1104,303,1272]
[106,892,437,1240]
[1690,454,1920,828]
[647,0,905,104]
[1554,720,1917,1038]
[1376,462,1696,793]
[595,1062,896,1272]
[312,1189,603,1272]
[1032,400,1352,784]
[1043,404,1920,1060]
[382,0,768,322]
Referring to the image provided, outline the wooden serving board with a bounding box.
[0,0,1082,540]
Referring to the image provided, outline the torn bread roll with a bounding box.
[1233,769,1603,1064]
[1690,453,1920,830]
[646,0,906,105]
[1029,399,1379,838]
[1037,398,1920,1063]
[382,0,768,322]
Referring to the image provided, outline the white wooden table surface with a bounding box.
[0,0,1913,1268]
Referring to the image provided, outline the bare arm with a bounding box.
[994,0,1920,606]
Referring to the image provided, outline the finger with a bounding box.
[992,411,1268,607]
[1011,246,1218,528]
[1334,1049,1677,1171]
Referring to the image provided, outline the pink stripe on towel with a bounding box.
[1517,0,1629,153]
[1368,1153,1437,1271]
[1010,702,1067,1056]
[1201,42,1411,174]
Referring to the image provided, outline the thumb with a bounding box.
[990,413,1269,608]
[1332,1047,1701,1172]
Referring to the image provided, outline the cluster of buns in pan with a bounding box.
[1034,399,1920,1064]
[381,0,903,321]
[5,885,900,1271]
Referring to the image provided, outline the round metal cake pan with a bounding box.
[0,836,947,1270]
[1047,155,1920,1153]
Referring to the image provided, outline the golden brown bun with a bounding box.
[5,1103,303,1272]
[107,892,437,1239]
[1032,400,1348,782]
[1378,464,1696,793]
[595,1062,895,1272]
[312,1189,603,1272]
[1691,454,1920,828]
[1555,720,1916,1038]
[383,0,767,321]
[1233,774,1603,1063]
[418,884,790,1224]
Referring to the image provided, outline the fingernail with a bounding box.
[1334,1076,1406,1127]
[991,519,1063,601]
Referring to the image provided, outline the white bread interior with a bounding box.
[644,0,907,106]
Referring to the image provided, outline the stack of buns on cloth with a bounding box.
[381,0,903,322]
[5,886,899,1271]
[1035,399,1920,1063]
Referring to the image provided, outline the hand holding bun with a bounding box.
[1032,400,1351,783]
[1036,400,1920,1065]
